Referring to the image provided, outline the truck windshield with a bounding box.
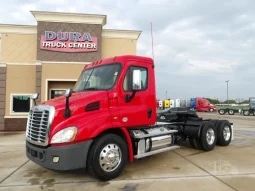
[73,63,121,92]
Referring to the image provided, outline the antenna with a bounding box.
[151,22,154,60]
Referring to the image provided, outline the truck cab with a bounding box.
[26,55,156,177]
[196,97,216,112]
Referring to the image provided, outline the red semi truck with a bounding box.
[26,55,233,180]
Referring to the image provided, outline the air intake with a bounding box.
[85,101,100,112]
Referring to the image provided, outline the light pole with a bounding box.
[225,80,229,103]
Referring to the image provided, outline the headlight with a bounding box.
[51,126,78,144]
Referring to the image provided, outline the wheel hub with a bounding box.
[99,144,122,172]
[206,128,215,145]
[223,126,231,141]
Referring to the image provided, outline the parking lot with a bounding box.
[0,113,254,191]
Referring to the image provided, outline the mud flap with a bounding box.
[231,124,234,141]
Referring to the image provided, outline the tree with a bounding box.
[223,100,236,104]
[205,98,220,104]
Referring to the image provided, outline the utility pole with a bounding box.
[225,80,229,103]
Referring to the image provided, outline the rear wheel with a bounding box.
[243,110,250,116]
[209,108,214,112]
[87,134,127,180]
[216,120,232,146]
[199,122,216,151]
[228,109,234,115]
[218,109,225,115]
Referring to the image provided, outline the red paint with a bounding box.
[40,36,97,52]
[196,97,216,112]
[42,55,155,162]
[120,127,134,162]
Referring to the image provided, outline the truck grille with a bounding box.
[26,105,55,146]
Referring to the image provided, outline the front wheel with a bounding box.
[87,134,127,180]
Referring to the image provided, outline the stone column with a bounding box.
[36,64,42,104]
[0,64,6,131]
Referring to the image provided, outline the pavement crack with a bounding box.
[0,160,29,185]
[173,151,239,191]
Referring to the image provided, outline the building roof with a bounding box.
[31,11,107,26]
[0,11,142,40]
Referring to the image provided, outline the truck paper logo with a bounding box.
[40,31,98,52]
[208,158,239,175]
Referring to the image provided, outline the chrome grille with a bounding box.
[26,105,55,146]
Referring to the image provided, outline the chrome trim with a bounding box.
[26,105,55,146]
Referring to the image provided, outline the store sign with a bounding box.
[40,31,98,52]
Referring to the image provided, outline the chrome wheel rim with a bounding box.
[229,110,234,114]
[210,109,213,112]
[99,144,122,172]
[220,110,224,114]
[160,115,166,120]
[206,128,215,145]
[223,126,231,141]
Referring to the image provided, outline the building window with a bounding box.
[50,89,66,99]
[11,95,31,113]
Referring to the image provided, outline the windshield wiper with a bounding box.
[84,87,99,91]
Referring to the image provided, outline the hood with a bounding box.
[41,91,108,111]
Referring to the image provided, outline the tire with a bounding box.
[218,109,225,115]
[253,110,255,116]
[159,115,166,120]
[87,134,127,180]
[216,120,232,146]
[199,122,216,151]
[189,138,201,150]
[228,109,234,115]
[243,110,250,116]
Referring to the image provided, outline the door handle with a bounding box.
[148,108,152,118]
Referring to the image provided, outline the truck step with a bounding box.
[131,130,178,139]
[134,145,180,159]
[152,142,171,149]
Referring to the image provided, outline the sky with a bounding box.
[0,0,254,101]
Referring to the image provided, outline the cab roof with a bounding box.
[84,55,154,70]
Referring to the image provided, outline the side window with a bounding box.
[123,66,148,91]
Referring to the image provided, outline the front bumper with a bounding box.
[26,140,93,171]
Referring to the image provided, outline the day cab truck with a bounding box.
[25,55,234,180]
[190,97,216,112]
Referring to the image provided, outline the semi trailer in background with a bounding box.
[217,97,255,116]
[157,97,216,112]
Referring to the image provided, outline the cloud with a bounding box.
[0,0,254,100]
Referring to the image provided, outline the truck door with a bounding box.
[118,62,155,127]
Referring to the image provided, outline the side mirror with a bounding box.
[132,70,142,91]
[65,89,72,97]
[31,93,39,106]
[31,93,39,100]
